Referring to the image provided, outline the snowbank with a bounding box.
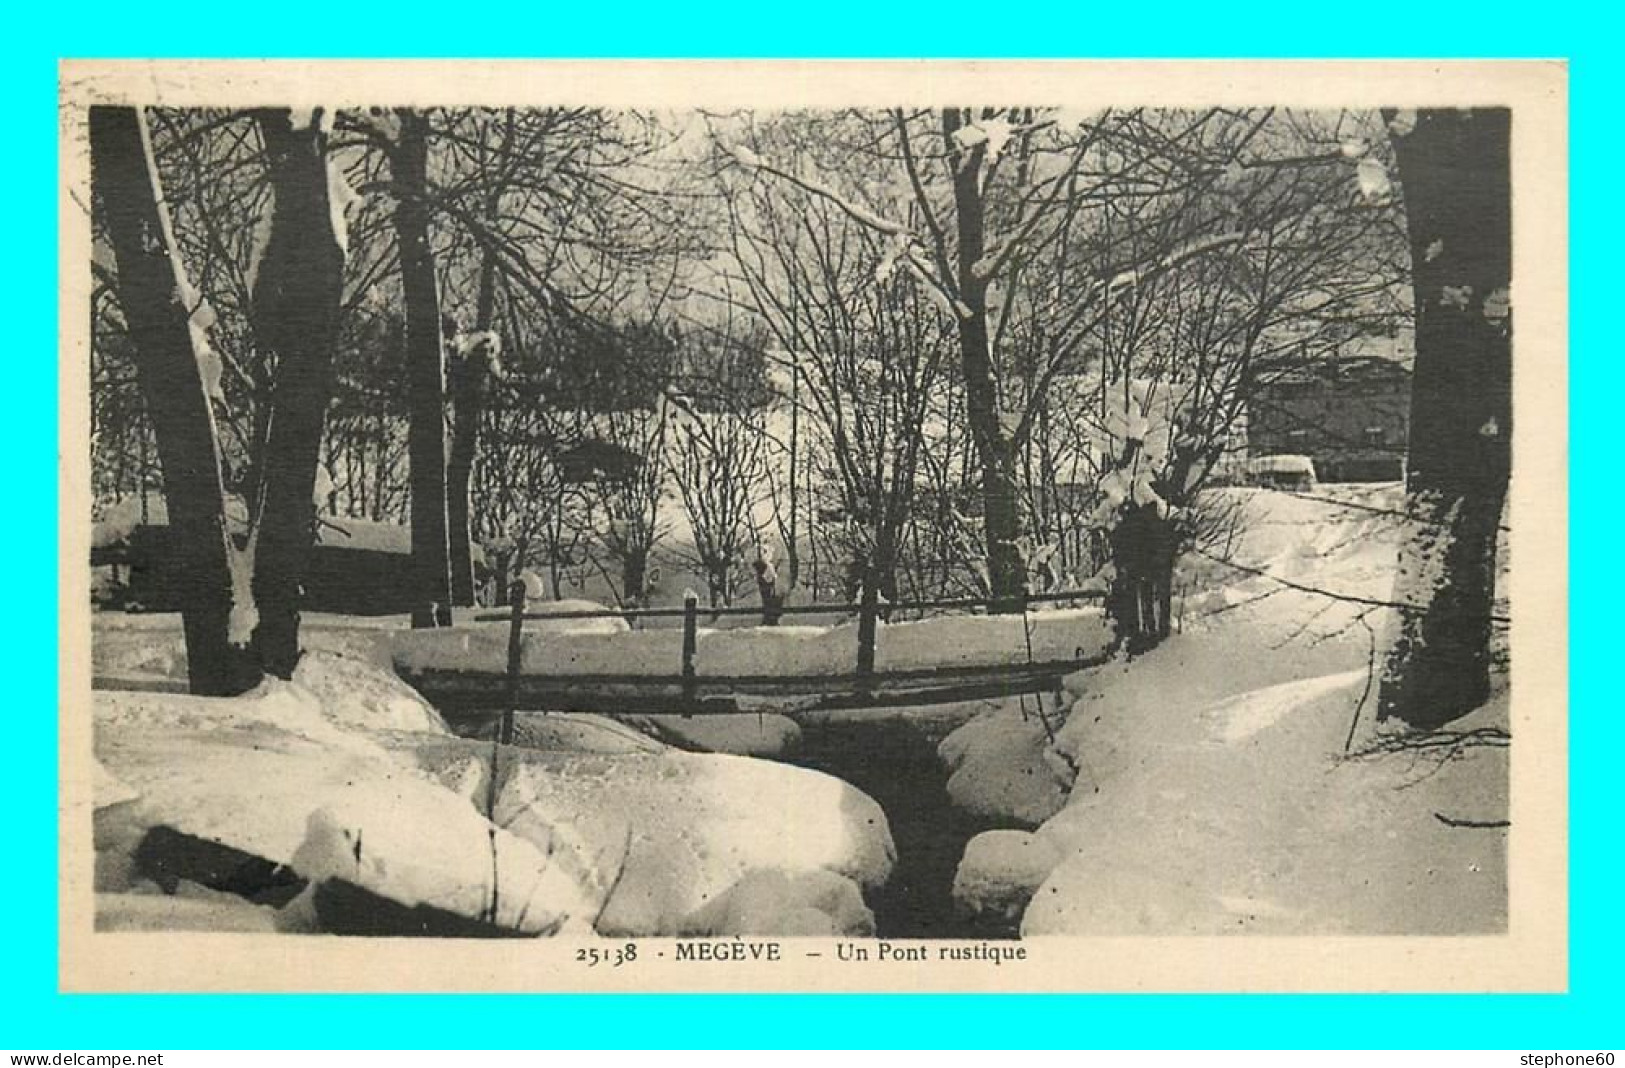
[519,599,632,634]
[92,498,439,560]
[390,623,680,678]
[92,626,190,690]
[879,608,1111,673]
[936,484,1508,936]
[291,650,450,735]
[1020,485,1504,935]
[938,699,1075,826]
[1024,649,1507,935]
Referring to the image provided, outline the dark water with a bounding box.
[791,711,1019,940]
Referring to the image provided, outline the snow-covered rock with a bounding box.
[938,699,1074,826]
[486,748,895,937]
[289,783,599,936]
[94,678,599,935]
[952,829,1062,925]
[685,868,874,936]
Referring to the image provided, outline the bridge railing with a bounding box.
[473,586,1103,624]
[469,579,1104,734]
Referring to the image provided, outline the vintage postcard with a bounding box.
[58,59,1567,992]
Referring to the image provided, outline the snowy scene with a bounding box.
[80,94,1513,950]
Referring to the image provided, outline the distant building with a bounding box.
[1249,336,1412,483]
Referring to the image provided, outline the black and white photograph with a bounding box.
[58,60,1567,993]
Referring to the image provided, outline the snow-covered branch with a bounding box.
[722,140,911,237]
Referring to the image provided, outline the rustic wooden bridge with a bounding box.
[400,586,1109,724]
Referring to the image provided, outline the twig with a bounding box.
[484,825,500,926]
[1274,487,1512,536]
[1018,599,1058,744]
[1433,812,1510,829]
[1343,615,1378,754]
[1191,547,1513,625]
[1271,599,1336,650]
[1199,584,1285,619]
[1309,606,1379,648]
[1345,725,1511,789]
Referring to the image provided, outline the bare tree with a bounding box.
[390,108,455,628]
[589,401,673,609]
[718,123,954,605]
[92,105,349,690]
[670,401,769,611]
[247,109,348,675]
[91,105,259,695]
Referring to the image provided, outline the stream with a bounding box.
[790,707,1020,940]
[444,701,1025,939]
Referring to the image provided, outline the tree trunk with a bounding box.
[621,546,649,608]
[394,110,454,628]
[943,109,1025,612]
[1378,108,1512,729]
[447,249,497,606]
[89,106,259,696]
[248,110,346,677]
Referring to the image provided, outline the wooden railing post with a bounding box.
[681,590,699,707]
[502,578,526,747]
[856,567,878,684]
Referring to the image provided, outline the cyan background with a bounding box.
[11,7,1606,1048]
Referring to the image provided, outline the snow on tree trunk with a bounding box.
[447,250,497,608]
[89,106,260,697]
[248,110,347,677]
[394,110,454,629]
[943,109,1026,612]
[448,112,512,608]
[445,372,484,609]
[1378,108,1512,730]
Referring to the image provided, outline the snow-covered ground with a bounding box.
[946,484,1509,935]
[88,482,1509,939]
